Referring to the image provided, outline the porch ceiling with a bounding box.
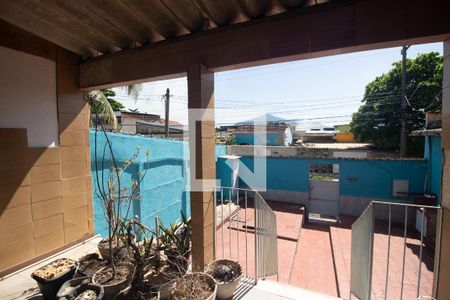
[0,0,314,58]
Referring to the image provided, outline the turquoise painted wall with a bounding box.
[225,157,427,201]
[424,136,442,203]
[235,133,285,146]
[90,130,227,237]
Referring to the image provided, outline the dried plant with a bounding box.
[120,218,158,295]
[157,211,191,272]
[90,101,150,279]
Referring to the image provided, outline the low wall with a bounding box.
[217,156,427,217]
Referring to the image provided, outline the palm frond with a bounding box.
[89,90,118,130]
[119,84,143,102]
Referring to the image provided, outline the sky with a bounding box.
[113,42,443,130]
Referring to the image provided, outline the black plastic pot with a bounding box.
[31,259,78,300]
[56,276,104,300]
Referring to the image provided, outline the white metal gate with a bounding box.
[308,180,339,219]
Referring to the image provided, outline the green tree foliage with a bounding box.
[89,84,142,130]
[350,52,442,156]
[91,89,124,112]
[225,134,237,145]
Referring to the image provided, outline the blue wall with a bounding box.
[220,157,427,201]
[90,131,228,237]
[91,131,189,237]
[235,133,285,146]
[425,136,442,203]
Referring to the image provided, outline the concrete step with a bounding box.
[238,279,343,300]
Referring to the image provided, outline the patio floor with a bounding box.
[331,216,435,300]
[216,200,339,298]
[0,202,434,300]
[216,201,436,300]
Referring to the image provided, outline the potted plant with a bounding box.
[57,276,104,300]
[31,258,77,300]
[145,212,191,299]
[145,256,185,300]
[92,261,133,299]
[76,253,107,278]
[115,218,161,300]
[168,272,217,300]
[92,121,150,299]
[205,259,243,300]
[157,211,191,273]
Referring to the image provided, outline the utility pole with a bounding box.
[400,45,410,157]
[164,88,170,138]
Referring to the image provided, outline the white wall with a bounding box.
[0,46,58,147]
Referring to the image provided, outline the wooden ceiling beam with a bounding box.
[194,0,239,26]
[79,0,450,90]
[44,0,134,50]
[0,1,96,57]
[161,0,205,33]
[238,0,271,19]
[3,0,116,54]
[76,0,152,46]
[123,0,186,39]
[278,0,307,10]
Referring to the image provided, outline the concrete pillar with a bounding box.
[436,39,450,298]
[187,64,216,270]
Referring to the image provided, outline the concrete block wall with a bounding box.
[0,27,92,275]
[89,131,189,237]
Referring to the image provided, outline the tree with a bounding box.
[88,84,143,130]
[350,52,442,156]
[91,89,124,112]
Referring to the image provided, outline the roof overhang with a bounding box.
[1,0,449,90]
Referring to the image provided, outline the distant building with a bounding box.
[233,113,295,146]
[294,124,355,143]
[135,121,185,139]
[119,111,161,134]
[234,124,293,146]
[295,128,336,143]
[91,111,185,139]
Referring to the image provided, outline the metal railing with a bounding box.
[214,186,278,283]
[350,201,442,300]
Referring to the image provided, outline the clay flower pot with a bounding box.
[205,259,243,300]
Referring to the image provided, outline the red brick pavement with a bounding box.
[216,200,339,298]
[330,215,435,300]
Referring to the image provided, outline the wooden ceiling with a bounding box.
[0,0,322,58]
